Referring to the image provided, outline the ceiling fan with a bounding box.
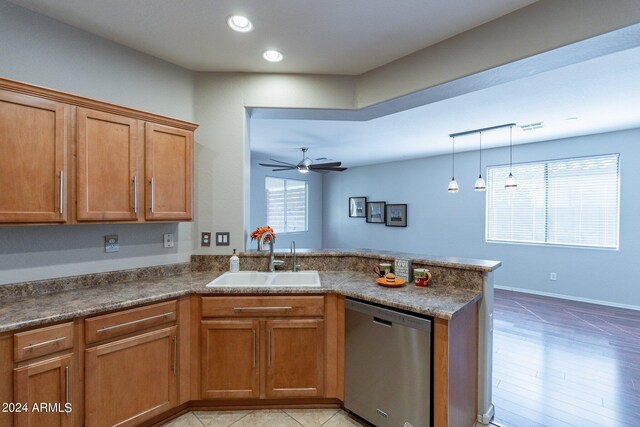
[259,148,347,174]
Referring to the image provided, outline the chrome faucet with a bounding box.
[259,232,284,272]
[291,241,300,272]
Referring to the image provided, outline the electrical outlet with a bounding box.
[550,272,557,281]
[163,233,175,248]
[105,235,119,253]
[201,232,211,247]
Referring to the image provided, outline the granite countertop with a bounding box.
[241,248,501,272]
[0,270,482,333]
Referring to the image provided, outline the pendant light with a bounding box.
[474,131,486,191]
[447,136,459,193]
[505,125,517,190]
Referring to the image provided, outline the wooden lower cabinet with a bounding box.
[84,326,178,427]
[265,319,324,398]
[201,320,260,399]
[201,318,325,400]
[13,354,73,427]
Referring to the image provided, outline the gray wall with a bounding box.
[0,1,195,284]
[249,157,323,251]
[322,129,640,309]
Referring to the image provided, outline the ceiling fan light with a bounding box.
[448,178,459,193]
[298,165,310,174]
[474,175,486,192]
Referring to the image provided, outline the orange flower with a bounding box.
[250,226,276,242]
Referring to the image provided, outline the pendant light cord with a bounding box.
[451,136,455,179]
[509,126,513,173]
[479,131,482,176]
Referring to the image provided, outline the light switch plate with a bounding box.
[216,232,230,246]
[163,233,175,248]
[105,235,119,253]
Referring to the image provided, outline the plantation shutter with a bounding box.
[265,177,308,233]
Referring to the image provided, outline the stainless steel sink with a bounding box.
[206,271,321,288]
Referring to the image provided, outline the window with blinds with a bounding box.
[265,177,308,233]
[486,154,619,249]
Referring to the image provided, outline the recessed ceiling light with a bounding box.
[227,15,253,33]
[263,50,283,62]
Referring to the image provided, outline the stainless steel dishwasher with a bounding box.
[345,298,432,427]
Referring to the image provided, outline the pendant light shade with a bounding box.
[505,125,517,190]
[448,136,459,193]
[474,131,486,192]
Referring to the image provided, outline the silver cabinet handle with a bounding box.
[233,306,293,312]
[172,336,177,375]
[23,336,66,350]
[133,175,137,213]
[150,177,155,212]
[65,366,69,414]
[252,330,256,368]
[268,329,271,367]
[59,170,64,214]
[95,311,173,333]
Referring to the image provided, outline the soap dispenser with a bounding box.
[230,249,240,272]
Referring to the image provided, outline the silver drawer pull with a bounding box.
[23,336,66,350]
[59,170,64,214]
[133,175,138,213]
[172,336,177,375]
[150,177,155,212]
[252,330,256,368]
[96,311,173,333]
[65,366,69,414]
[233,306,293,312]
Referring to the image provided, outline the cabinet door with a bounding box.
[201,320,260,399]
[85,326,178,427]
[0,91,67,223]
[265,319,325,398]
[13,354,73,427]
[76,108,139,221]
[145,123,193,221]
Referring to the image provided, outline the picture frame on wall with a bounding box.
[349,197,367,218]
[366,201,386,224]
[385,204,407,227]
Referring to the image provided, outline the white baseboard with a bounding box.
[494,284,640,312]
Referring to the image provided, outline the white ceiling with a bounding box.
[250,46,640,167]
[8,0,536,74]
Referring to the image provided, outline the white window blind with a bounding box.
[265,177,308,233]
[486,154,619,249]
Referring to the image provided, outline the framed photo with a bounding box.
[385,204,407,227]
[366,201,386,224]
[349,197,367,218]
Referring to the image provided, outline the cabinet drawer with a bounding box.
[201,296,324,318]
[85,300,177,344]
[14,322,74,362]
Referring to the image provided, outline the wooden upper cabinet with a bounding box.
[145,123,193,221]
[0,91,68,223]
[76,108,140,221]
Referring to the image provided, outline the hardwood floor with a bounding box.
[492,289,640,427]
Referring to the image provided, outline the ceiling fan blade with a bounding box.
[259,163,295,168]
[269,158,297,167]
[270,168,296,171]
[309,162,341,169]
[311,167,348,172]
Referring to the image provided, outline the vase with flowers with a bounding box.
[250,226,276,251]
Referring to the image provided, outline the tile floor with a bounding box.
[161,409,366,427]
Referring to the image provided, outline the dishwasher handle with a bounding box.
[372,317,392,327]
